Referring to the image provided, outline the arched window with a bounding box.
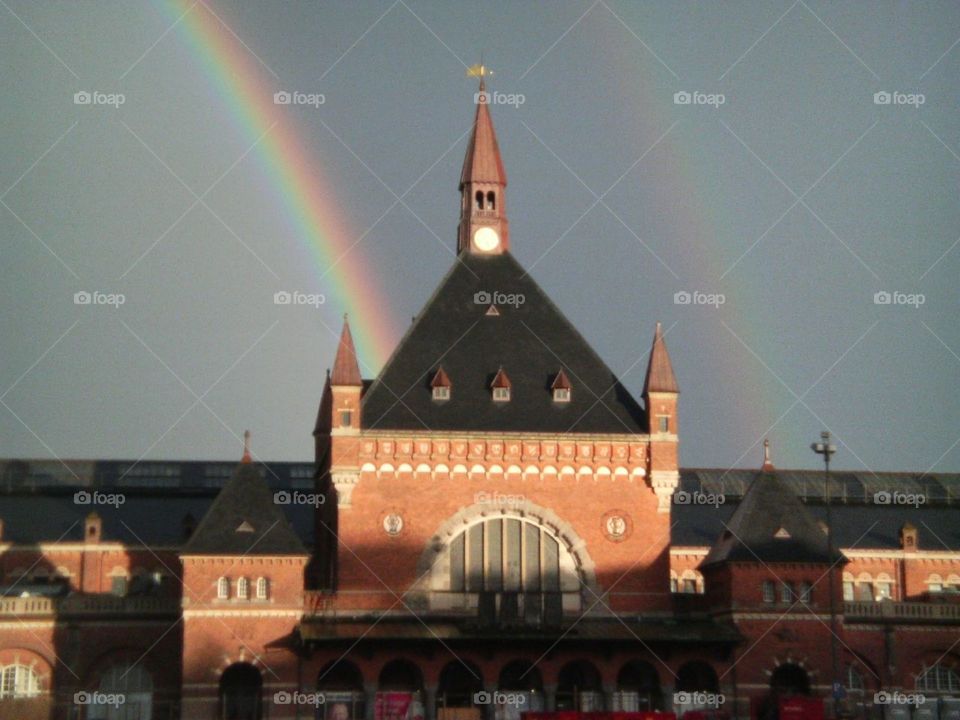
[843,572,855,601]
[770,664,810,696]
[475,190,484,210]
[917,664,960,693]
[613,660,661,711]
[0,664,40,698]
[670,573,678,593]
[318,660,365,720]
[856,573,873,601]
[927,574,943,593]
[96,664,153,719]
[487,191,496,210]
[498,660,545,718]
[556,660,603,711]
[437,660,483,710]
[256,577,269,600]
[846,665,864,693]
[875,573,893,600]
[675,661,720,710]
[446,518,577,601]
[217,577,230,600]
[237,577,249,600]
[220,663,262,720]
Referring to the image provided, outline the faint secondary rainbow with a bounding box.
[159,0,396,371]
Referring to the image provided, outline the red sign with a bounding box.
[778,697,824,720]
[523,713,675,720]
[375,693,417,720]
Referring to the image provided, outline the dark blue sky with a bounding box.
[2,1,959,472]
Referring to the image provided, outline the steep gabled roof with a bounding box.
[361,252,646,433]
[182,462,307,556]
[701,471,845,567]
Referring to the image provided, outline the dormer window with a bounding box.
[490,368,511,402]
[551,369,571,403]
[430,367,451,401]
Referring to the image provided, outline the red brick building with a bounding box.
[1,85,959,720]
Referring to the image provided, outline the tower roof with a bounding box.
[460,80,507,189]
[643,322,679,394]
[700,470,845,567]
[361,253,646,433]
[331,315,363,386]
[182,461,307,556]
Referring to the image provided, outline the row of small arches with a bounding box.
[361,463,645,481]
[216,576,269,601]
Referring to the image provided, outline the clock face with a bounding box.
[473,226,500,252]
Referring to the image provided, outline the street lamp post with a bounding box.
[812,431,839,718]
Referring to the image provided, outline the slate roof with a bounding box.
[1,461,958,552]
[360,252,647,434]
[181,462,308,556]
[701,470,848,566]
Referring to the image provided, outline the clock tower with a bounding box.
[458,79,509,254]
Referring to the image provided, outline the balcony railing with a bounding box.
[843,600,960,623]
[0,594,180,618]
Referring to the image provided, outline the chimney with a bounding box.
[900,522,918,551]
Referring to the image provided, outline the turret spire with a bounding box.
[643,322,679,395]
[458,72,509,254]
[331,315,362,387]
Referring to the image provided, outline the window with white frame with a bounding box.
[256,577,269,600]
[762,580,775,603]
[237,577,249,600]
[432,386,450,401]
[217,577,229,600]
[917,664,960,693]
[780,582,793,603]
[492,387,510,402]
[0,664,40,698]
[798,582,812,603]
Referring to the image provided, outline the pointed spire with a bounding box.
[761,438,775,471]
[461,78,507,189]
[643,322,679,394]
[331,314,362,386]
[241,430,252,463]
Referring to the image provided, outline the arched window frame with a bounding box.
[237,576,250,600]
[0,664,41,698]
[217,576,230,600]
[256,577,269,600]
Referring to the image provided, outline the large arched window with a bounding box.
[917,664,960,693]
[90,664,153,720]
[220,663,262,720]
[0,664,40,698]
[447,518,576,595]
[318,660,365,720]
[613,660,661,711]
